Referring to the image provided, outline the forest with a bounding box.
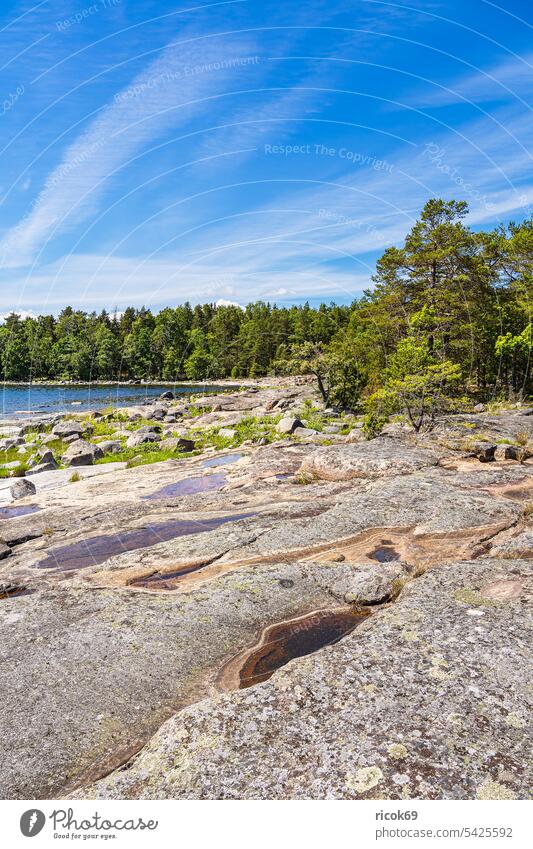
[1,200,531,416]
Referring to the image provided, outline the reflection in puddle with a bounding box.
[0,504,40,519]
[143,473,226,500]
[36,513,256,572]
[202,453,242,469]
[237,608,368,689]
[370,544,400,563]
[0,583,34,599]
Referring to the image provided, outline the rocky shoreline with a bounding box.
[0,380,531,799]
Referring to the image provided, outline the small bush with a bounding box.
[362,411,388,440]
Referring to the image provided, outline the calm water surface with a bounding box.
[0,383,233,418]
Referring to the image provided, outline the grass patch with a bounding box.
[95,442,201,467]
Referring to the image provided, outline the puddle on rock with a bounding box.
[0,583,34,599]
[220,608,369,690]
[0,504,40,519]
[143,473,226,500]
[370,543,401,563]
[36,513,256,572]
[202,453,242,469]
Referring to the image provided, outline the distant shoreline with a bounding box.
[0,379,256,388]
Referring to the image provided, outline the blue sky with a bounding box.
[0,0,531,315]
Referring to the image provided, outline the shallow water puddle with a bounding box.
[370,542,401,563]
[143,473,226,500]
[223,608,369,690]
[36,513,256,572]
[0,583,34,599]
[202,453,242,469]
[0,504,40,519]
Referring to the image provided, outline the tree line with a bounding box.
[1,199,531,412]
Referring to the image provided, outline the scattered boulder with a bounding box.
[137,425,162,435]
[218,427,236,440]
[313,562,401,605]
[0,437,24,450]
[277,415,304,435]
[10,478,36,500]
[42,433,59,445]
[126,431,160,449]
[160,391,174,400]
[473,403,486,413]
[52,421,85,439]
[494,444,530,462]
[61,440,103,467]
[155,436,195,452]
[97,440,123,455]
[475,443,497,463]
[28,450,57,471]
[63,433,82,445]
[176,438,196,452]
[26,461,58,475]
[292,426,318,438]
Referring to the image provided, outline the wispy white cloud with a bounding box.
[412,52,533,107]
[0,29,258,268]
[0,253,365,312]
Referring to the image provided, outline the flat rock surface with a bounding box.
[299,438,442,480]
[76,558,533,801]
[0,397,532,801]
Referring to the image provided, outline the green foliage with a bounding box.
[362,407,389,439]
[0,200,531,409]
[274,340,363,408]
[363,309,463,433]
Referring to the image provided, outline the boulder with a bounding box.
[28,450,57,471]
[159,438,182,452]
[97,440,123,455]
[218,427,237,440]
[52,421,85,439]
[26,462,58,475]
[63,433,82,445]
[473,403,486,413]
[313,562,402,605]
[42,433,59,445]
[126,431,160,449]
[475,442,497,462]
[160,391,174,400]
[137,425,162,435]
[277,416,304,435]
[61,440,103,467]
[0,437,24,450]
[176,438,196,453]
[10,478,36,500]
[292,427,318,438]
